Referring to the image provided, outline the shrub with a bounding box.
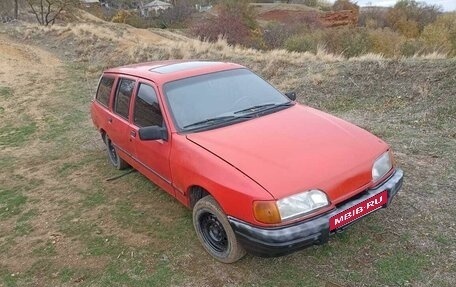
[421,13,456,56]
[367,28,406,57]
[323,28,372,57]
[387,0,441,34]
[263,23,301,50]
[191,0,259,47]
[284,31,322,54]
[158,1,194,28]
[111,10,131,24]
[303,0,318,7]
[333,0,359,13]
[400,39,426,56]
[285,28,373,58]
[358,8,389,28]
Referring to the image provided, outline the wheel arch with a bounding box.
[100,128,107,142]
[188,185,210,209]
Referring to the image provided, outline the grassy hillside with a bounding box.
[0,18,455,286]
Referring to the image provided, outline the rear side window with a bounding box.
[134,84,163,127]
[96,76,114,107]
[114,78,135,120]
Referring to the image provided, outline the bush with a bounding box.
[421,13,456,56]
[333,0,359,13]
[359,8,388,28]
[158,1,194,28]
[400,39,426,56]
[387,0,441,35]
[111,10,131,24]
[191,0,259,47]
[327,28,372,57]
[285,28,373,58]
[263,23,302,50]
[284,31,322,54]
[367,28,406,57]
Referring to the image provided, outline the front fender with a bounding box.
[170,134,273,225]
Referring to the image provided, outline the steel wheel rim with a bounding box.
[107,139,118,165]
[199,212,228,253]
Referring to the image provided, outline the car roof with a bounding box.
[103,60,245,85]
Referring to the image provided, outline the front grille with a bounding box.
[335,188,369,209]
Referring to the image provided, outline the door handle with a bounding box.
[130,130,136,137]
[108,118,112,123]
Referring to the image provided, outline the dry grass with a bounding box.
[0,16,455,287]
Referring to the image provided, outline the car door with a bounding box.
[129,80,174,196]
[108,76,137,158]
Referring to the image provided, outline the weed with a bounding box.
[0,86,13,98]
[0,123,37,148]
[83,190,106,207]
[0,189,27,219]
[32,241,57,256]
[375,252,429,285]
[58,267,75,283]
[15,209,37,236]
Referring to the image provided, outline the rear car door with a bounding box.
[91,75,116,134]
[129,81,174,195]
[108,76,137,157]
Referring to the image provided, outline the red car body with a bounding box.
[91,61,403,262]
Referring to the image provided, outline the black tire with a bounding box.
[193,195,246,263]
[104,135,129,170]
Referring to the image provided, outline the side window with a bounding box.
[114,78,135,120]
[95,76,114,107]
[134,83,163,127]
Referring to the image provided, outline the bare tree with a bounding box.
[14,0,19,19]
[26,0,77,25]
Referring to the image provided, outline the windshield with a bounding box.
[164,68,291,131]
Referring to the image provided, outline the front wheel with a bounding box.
[193,196,246,263]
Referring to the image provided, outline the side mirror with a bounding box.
[285,92,297,101]
[139,126,168,141]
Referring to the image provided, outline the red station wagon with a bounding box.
[91,61,404,263]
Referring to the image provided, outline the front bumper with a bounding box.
[228,169,404,257]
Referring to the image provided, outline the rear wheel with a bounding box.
[193,195,246,263]
[104,135,129,170]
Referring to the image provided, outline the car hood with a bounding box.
[186,105,388,202]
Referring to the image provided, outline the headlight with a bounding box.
[276,190,329,221]
[372,151,393,183]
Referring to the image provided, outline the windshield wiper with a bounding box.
[183,115,252,129]
[234,102,294,115]
[233,103,276,114]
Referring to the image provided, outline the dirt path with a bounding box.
[0,35,68,273]
[0,34,63,143]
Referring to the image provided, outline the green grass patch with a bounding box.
[0,266,18,287]
[113,200,146,231]
[58,212,101,237]
[86,235,123,256]
[15,209,37,236]
[57,155,94,177]
[32,241,57,256]
[0,189,27,219]
[93,260,178,287]
[41,111,86,142]
[58,267,76,283]
[0,123,37,148]
[375,252,429,285]
[83,190,107,207]
[0,86,13,98]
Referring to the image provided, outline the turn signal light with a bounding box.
[253,201,281,224]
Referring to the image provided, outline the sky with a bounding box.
[354,0,456,11]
